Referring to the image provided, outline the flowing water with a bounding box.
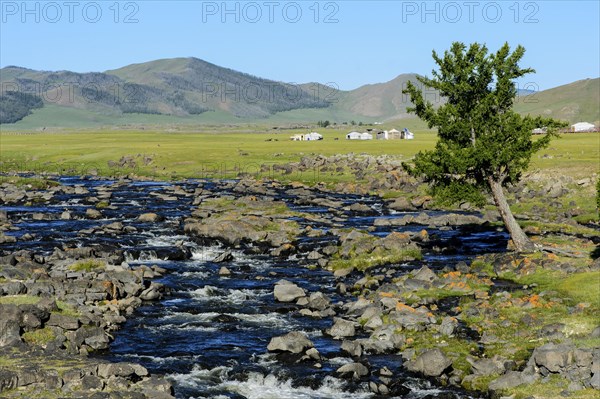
[1,177,508,398]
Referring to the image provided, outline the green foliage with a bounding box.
[0,295,40,305]
[0,176,59,190]
[328,246,422,271]
[0,91,43,123]
[95,201,110,209]
[56,301,80,317]
[22,327,56,346]
[68,259,106,272]
[431,180,486,207]
[403,42,567,195]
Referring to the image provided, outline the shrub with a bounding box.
[68,259,106,272]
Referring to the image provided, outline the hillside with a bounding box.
[0,58,597,127]
[514,78,600,125]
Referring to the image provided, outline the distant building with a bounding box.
[571,122,596,132]
[376,128,413,140]
[346,131,373,140]
[532,127,547,135]
[305,132,323,140]
[389,128,403,139]
[402,128,414,139]
[290,132,323,141]
[361,132,373,140]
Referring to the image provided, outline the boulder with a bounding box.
[0,281,26,296]
[273,280,305,302]
[97,363,136,379]
[137,213,163,223]
[341,340,363,358]
[412,265,438,283]
[137,375,175,398]
[489,371,529,390]
[387,197,415,211]
[47,313,80,330]
[213,250,234,263]
[468,355,507,376]
[85,208,102,219]
[308,292,331,311]
[532,343,574,372]
[405,348,452,377]
[0,369,18,391]
[326,318,356,339]
[0,317,21,347]
[439,316,458,336]
[267,331,314,354]
[336,362,369,379]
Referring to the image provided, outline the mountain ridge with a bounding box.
[1,57,598,126]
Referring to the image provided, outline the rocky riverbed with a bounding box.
[0,174,598,399]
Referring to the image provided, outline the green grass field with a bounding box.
[1,125,597,183]
[0,124,434,181]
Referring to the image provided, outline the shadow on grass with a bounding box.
[591,245,600,260]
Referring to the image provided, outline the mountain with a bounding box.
[0,58,331,124]
[514,78,600,125]
[1,58,598,127]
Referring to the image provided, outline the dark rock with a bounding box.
[412,265,438,283]
[532,343,574,372]
[0,369,18,391]
[20,312,42,332]
[271,243,295,257]
[137,375,175,398]
[97,363,136,379]
[0,310,22,347]
[82,375,104,390]
[47,313,80,330]
[468,355,506,376]
[405,348,453,377]
[213,250,234,263]
[488,371,531,390]
[0,281,26,295]
[69,326,107,348]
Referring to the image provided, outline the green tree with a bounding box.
[403,42,566,252]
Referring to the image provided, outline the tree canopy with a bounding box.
[403,42,567,252]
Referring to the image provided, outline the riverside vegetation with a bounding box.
[0,127,598,398]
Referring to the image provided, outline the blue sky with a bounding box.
[1,0,598,90]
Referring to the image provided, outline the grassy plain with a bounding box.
[0,125,597,183]
[0,122,433,181]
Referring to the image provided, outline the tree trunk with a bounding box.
[487,177,536,253]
